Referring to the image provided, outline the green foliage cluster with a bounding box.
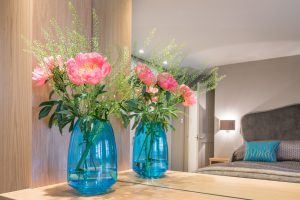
[132,29,224,92]
[38,67,111,134]
[120,74,183,131]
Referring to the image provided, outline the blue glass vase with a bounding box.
[67,119,117,195]
[132,122,168,178]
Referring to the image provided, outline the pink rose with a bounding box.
[179,84,196,106]
[32,66,50,86]
[66,52,112,85]
[135,63,157,85]
[157,72,178,92]
[146,86,159,94]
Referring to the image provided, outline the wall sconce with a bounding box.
[220,120,235,131]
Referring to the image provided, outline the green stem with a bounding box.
[137,133,150,161]
[147,132,154,162]
[90,148,97,171]
[75,141,93,171]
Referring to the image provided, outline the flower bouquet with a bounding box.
[32,52,118,195]
[30,4,131,195]
[122,62,196,178]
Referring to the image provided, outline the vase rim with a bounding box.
[140,121,163,125]
[76,117,110,122]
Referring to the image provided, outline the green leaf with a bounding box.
[165,91,171,102]
[142,85,146,95]
[125,99,139,111]
[169,124,176,132]
[48,113,57,128]
[39,100,57,107]
[119,103,128,112]
[48,90,55,100]
[69,119,75,132]
[56,110,72,115]
[55,102,63,134]
[39,106,52,119]
[61,117,74,130]
[96,84,105,92]
[120,112,130,128]
[73,93,88,99]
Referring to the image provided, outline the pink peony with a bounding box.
[66,52,111,85]
[135,63,157,85]
[32,66,50,86]
[146,86,159,94]
[179,84,196,106]
[157,72,178,92]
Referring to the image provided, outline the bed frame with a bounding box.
[241,104,300,141]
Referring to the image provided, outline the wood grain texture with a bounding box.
[119,171,300,200]
[93,0,132,171]
[0,181,231,200]
[0,183,232,200]
[31,0,92,187]
[93,0,132,59]
[110,118,131,171]
[0,0,32,193]
[2,171,300,200]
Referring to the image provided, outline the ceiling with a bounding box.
[132,0,300,68]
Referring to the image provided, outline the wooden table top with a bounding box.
[1,171,300,200]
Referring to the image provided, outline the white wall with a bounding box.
[215,55,300,157]
[187,91,200,172]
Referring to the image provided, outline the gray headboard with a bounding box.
[241,104,300,141]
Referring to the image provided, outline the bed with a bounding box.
[198,104,300,183]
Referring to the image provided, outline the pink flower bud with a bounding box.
[146,86,159,94]
[43,56,55,70]
[56,55,64,67]
[32,66,50,86]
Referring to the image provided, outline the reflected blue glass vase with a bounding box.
[67,119,117,196]
[132,122,168,179]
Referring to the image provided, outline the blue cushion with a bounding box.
[243,141,280,162]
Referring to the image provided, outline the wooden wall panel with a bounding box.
[0,0,32,193]
[31,0,92,188]
[93,0,132,59]
[93,0,132,171]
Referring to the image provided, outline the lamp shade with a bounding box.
[220,120,235,130]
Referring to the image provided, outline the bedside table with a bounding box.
[209,157,230,165]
